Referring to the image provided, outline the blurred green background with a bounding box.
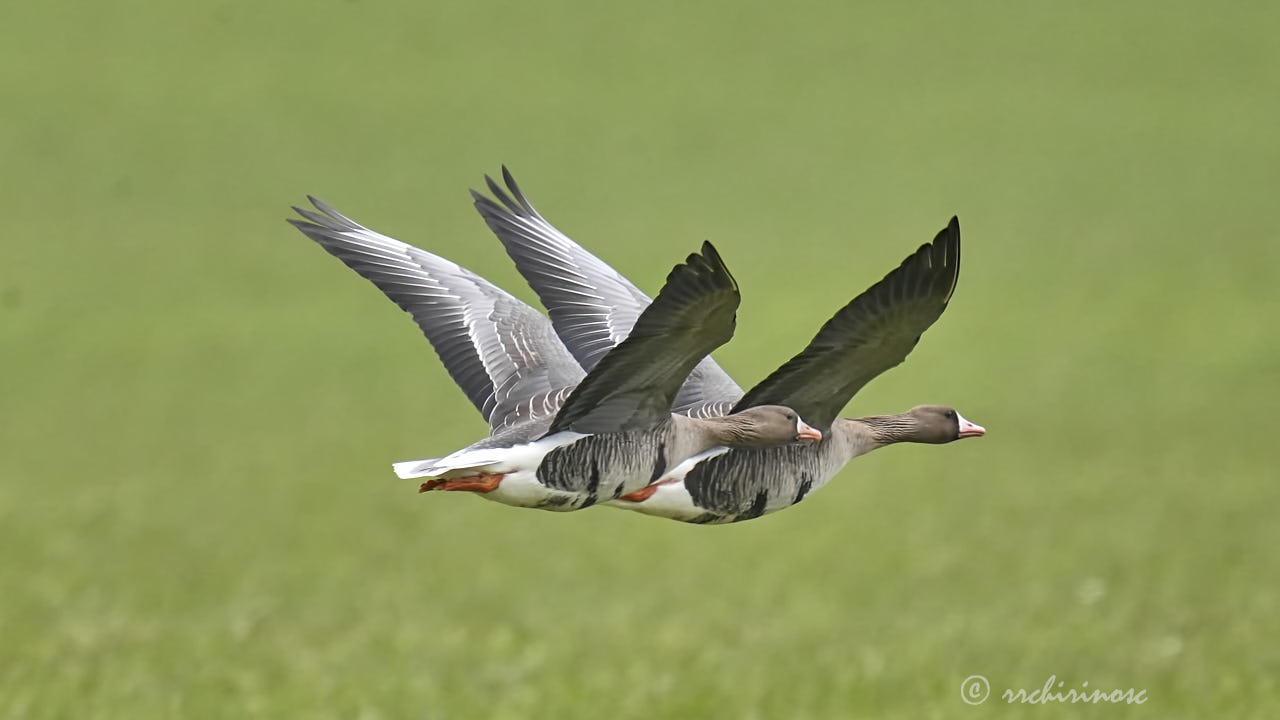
[3,1,1277,717]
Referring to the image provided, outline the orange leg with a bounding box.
[619,478,677,503]
[420,473,505,494]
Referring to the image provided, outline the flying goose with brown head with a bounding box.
[287,198,818,512]
[471,169,984,523]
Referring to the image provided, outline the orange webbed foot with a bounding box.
[619,478,677,503]
[423,473,505,494]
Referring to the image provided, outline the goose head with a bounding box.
[899,405,986,443]
[720,405,823,445]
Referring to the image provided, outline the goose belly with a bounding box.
[479,468,585,510]
[535,429,674,506]
[612,443,849,524]
[604,448,728,523]
[609,477,715,523]
[699,445,842,522]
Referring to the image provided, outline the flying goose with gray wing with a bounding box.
[289,199,817,511]
[467,169,983,524]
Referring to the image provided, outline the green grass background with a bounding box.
[3,1,1278,717]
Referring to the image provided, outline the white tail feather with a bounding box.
[391,432,585,480]
[392,449,509,480]
[392,458,442,479]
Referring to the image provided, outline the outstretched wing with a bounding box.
[471,167,744,415]
[289,197,584,431]
[732,217,962,429]
[548,242,740,434]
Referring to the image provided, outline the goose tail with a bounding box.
[392,449,509,480]
[392,458,444,479]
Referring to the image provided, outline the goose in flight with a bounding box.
[288,198,819,511]
[471,169,984,523]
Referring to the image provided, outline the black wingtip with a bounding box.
[503,167,536,215]
[939,216,960,250]
[666,241,737,296]
[481,173,511,210]
[699,241,738,293]
[700,239,718,261]
[909,215,961,302]
[286,196,318,225]
[935,215,961,274]
[289,200,331,230]
[909,216,960,263]
[474,167,538,218]
[298,196,347,224]
[927,216,959,246]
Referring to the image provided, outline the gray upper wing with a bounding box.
[732,217,962,429]
[471,167,744,415]
[548,242,740,434]
[289,197,585,431]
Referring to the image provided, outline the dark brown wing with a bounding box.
[548,241,739,434]
[732,217,961,429]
